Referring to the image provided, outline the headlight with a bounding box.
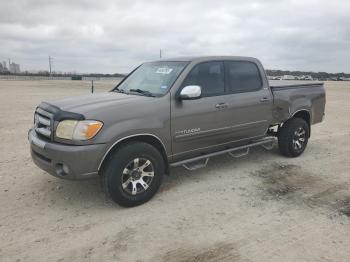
[56,120,103,140]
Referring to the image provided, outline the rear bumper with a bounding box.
[28,129,107,180]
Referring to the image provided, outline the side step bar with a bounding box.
[170,137,276,170]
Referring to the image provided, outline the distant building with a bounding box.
[9,62,20,74]
[0,61,10,73]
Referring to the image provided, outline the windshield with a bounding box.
[116,61,188,96]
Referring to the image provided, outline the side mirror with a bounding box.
[179,85,202,100]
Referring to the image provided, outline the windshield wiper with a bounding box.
[113,87,125,93]
[129,89,155,97]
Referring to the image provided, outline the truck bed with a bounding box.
[269,80,324,89]
[269,81,326,125]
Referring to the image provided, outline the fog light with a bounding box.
[55,163,70,176]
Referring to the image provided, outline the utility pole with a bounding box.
[8,58,10,69]
[159,49,162,59]
[48,56,53,75]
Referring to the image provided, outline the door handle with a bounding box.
[215,103,228,109]
[260,97,270,103]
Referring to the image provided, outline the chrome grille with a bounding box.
[34,107,53,141]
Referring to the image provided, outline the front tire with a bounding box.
[278,118,309,157]
[101,142,165,207]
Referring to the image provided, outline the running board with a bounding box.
[170,137,276,170]
[261,141,274,150]
[183,158,209,171]
[229,148,249,158]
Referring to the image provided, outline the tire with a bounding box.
[278,118,309,157]
[101,142,165,207]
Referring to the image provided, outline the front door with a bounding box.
[170,61,233,159]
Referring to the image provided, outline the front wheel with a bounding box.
[101,142,165,207]
[278,118,309,157]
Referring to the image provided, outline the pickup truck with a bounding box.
[29,56,326,207]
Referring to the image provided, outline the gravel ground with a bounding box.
[0,80,349,262]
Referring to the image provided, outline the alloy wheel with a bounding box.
[292,127,306,151]
[121,158,154,195]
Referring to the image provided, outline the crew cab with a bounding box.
[29,56,326,206]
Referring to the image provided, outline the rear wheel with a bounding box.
[278,118,309,157]
[101,142,165,207]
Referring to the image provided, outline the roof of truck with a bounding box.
[153,56,260,63]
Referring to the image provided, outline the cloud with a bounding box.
[0,0,349,73]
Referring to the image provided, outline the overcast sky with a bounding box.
[0,0,349,73]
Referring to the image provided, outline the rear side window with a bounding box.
[225,61,262,93]
[182,62,225,97]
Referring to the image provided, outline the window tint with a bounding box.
[225,61,262,93]
[183,62,225,97]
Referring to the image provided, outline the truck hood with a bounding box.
[49,92,150,115]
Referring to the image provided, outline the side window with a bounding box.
[183,62,225,97]
[225,61,262,93]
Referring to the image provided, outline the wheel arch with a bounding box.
[290,109,311,137]
[98,134,170,175]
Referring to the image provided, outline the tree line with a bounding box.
[0,71,126,77]
[266,69,350,80]
[1,69,350,80]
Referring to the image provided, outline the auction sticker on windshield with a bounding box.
[156,67,173,74]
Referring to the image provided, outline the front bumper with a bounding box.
[28,129,107,180]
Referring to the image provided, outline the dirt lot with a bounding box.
[0,80,349,262]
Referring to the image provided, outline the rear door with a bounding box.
[223,60,273,140]
[171,61,234,159]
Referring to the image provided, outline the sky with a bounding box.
[0,0,349,74]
